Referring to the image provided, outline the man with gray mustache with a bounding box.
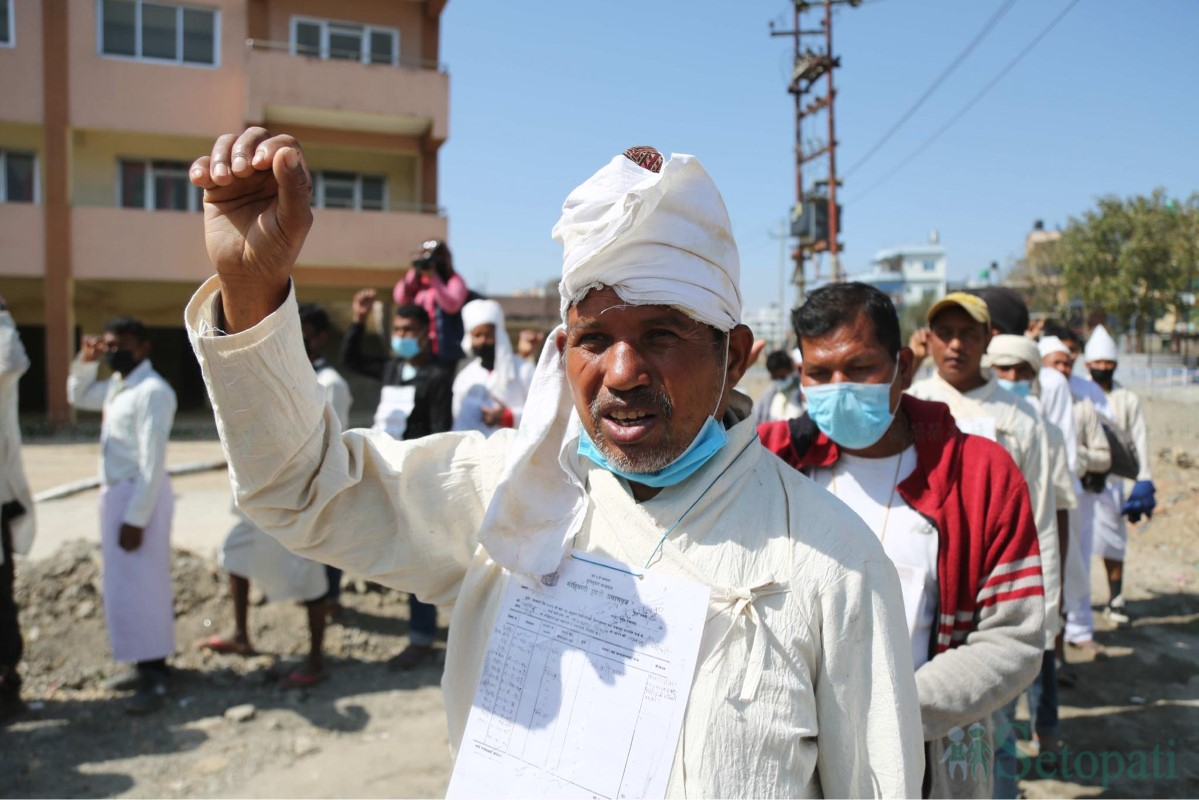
[182,128,922,797]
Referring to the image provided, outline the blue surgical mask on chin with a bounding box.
[803,363,899,450]
[391,336,421,360]
[577,334,731,489]
[996,377,1032,398]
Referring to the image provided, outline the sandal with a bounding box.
[280,669,328,689]
[197,635,256,656]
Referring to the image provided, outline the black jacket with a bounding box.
[340,322,453,439]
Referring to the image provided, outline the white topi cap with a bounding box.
[1084,324,1119,362]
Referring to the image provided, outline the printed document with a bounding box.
[446,551,710,799]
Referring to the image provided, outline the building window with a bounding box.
[312,172,387,211]
[0,151,36,203]
[923,260,937,272]
[0,0,13,47]
[119,159,202,211]
[100,0,218,66]
[291,17,399,66]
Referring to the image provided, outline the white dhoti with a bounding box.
[1091,480,1127,561]
[100,478,175,663]
[220,512,328,603]
[1062,502,1092,643]
[1065,483,1122,642]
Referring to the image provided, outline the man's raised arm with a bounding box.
[185,128,490,608]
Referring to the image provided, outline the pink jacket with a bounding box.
[394,270,469,355]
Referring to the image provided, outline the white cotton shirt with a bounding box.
[313,359,352,429]
[813,447,938,669]
[0,311,35,562]
[67,358,177,527]
[451,355,534,436]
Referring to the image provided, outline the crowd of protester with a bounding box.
[0,129,1161,798]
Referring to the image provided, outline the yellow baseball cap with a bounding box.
[927,292,991,327]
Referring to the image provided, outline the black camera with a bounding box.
[412,255,435,272]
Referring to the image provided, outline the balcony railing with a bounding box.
[245,38,447,73]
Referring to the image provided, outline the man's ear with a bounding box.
[725,324,756,388]
[555,328,567,356]
[898,346,916,391]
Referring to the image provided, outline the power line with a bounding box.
[846,0,1084,206]
[843,0,1020,179]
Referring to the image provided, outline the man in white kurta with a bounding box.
[452,299,534,436]
[184,131,923,797]
[1076,325,1154,625]
[67,317,177,712]
[0,299,35,719]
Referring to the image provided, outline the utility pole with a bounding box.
[769,0,856,301]
[823,0,843,281]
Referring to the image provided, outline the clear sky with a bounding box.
[438,0,1199,314]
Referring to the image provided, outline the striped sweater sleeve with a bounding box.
[914,456,1045,740]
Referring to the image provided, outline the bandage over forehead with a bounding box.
[553,152,742,331]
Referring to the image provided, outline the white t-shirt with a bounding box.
[813,446,939,669]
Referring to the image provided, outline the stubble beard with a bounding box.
[588,387,684,473]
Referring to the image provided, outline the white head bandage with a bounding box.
[476,149,741,576]
[1037,336,1071,360]
[1084,324,1118,362]
[985,334,1042,373]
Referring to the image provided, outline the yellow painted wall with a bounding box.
[71,129,215,208]
[303,144,420,210]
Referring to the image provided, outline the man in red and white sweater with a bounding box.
[760,283,1044,798]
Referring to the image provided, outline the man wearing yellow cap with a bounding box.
[909,295,1052,530]
[180,129,923,798]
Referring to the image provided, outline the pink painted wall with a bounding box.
[71,205,446,281]
[246,47,449,139]
[0,0,45,124]
[0,205,46,277]
[68,0,248,137]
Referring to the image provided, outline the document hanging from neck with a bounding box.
[446,551,710,799]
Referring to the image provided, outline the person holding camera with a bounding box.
[393,239,471,366]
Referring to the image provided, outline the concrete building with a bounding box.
[0,0,449,421]
[742,304,789,352]
[848,232,948,309]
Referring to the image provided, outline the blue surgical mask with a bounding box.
[996,377,1032,398]
[803,364,899,450]
[578,416,729,489]
[577,333,731,488]
[773,377,797,393]
[391,336,421,360]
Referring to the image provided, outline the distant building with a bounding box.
[743,304,789,351]
[845,231,948,309]
[1,0,451,420]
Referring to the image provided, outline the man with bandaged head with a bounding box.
[183,129,922,797]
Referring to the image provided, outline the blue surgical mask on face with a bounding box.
[996,377,1032,398]
[578,416,729,488]
[803,363,899,450]
[577,334,731,488]
[391,336,421,360]
[773,376,796,393]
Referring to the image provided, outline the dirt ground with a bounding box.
[2,393,1197,798]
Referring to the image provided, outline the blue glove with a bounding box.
[1121,480,1156,523]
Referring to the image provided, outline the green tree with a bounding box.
[1057,189,1197,351]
